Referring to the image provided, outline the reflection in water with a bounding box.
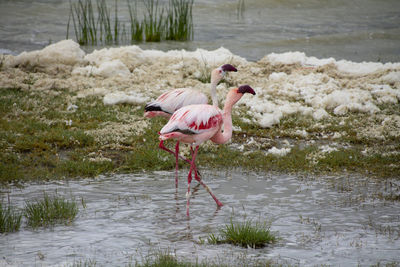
[1,170,400,266]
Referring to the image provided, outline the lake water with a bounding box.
[1,170,400,266]
[0,0,399,62]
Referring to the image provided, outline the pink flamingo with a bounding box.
[159,85,256,216]
[144,64,237,187]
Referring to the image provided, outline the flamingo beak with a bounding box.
[238,85,256,95]
[221,64,237,72]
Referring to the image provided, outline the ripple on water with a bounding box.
[1,170,399,266]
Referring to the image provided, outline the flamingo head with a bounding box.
[225,85,256,108]
[211,64,237,84]
[237,85,256,95]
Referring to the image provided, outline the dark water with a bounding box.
[1,170,400,266]
[0,0,400,62]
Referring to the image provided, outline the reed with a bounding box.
[208,219,277,248]
[236,0,245,19]
[127,0,144,42]
[0,201,22,233]
[165,0,194,41]
[68,0,98,45]
[24,193,79,228]
[143,0,165,42]
[97,0,113,44]
[67,0,194,44]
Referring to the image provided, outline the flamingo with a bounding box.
[144,64,237,187]
[159,85,256,216]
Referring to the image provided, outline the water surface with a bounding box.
[1,170,399,266]
[0,0,399,62]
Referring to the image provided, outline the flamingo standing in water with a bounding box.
[144,64,237,187]
[159,85,256,216]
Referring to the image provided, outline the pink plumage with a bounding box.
[144,64,238,190]
[144,63,237,118]
[160,104,222,145]
[159,85,256,216]
[144,89,208,118]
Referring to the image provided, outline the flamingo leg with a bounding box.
[174,141,179,188]
[159,140,190,164]
[158,140,202,186]
[189,146,223,207]
[186,146,199,217]
[195,176,223,207]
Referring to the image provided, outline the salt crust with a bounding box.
[1,40,399,135]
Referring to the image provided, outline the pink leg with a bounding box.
[195,177,223,207]
[174,141,180,188]
[189,147,223,207]
[159,140,190,164]
[159,140,201,185]
[186,146,199,217]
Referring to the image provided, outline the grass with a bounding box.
[134,248,276,267]
[195,56,212,83]
[143,0,165,42]
[165,0,193,41]
[67,0,194,45]
[207,219,277,248]
[128,0,144,42]
[0,87,399,184]
[236,0,245,19]
[69,259,97,267]
[0,201,22,233]
[24,193,79,228]
[68,0,98,45]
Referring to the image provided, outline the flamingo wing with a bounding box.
[160,104,222,136]
[145,89,208,115]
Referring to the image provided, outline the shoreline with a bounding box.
[0,40,399,184]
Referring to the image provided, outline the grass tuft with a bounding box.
[70,259,97,267]
[208,219,277,248]
[24,193,79,228]
[128,0,144,42]
[67,0,194,45]
[69,0,98,45]
[165,0,193,41]
[0,201,22,233]
[143,0,165,42]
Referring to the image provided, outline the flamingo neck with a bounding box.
[210,90,240,144]
[210,79,219,107]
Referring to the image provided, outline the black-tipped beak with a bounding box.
[238,85,256,95]
[221,64,237,72]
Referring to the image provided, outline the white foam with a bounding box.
[103,91,149,105]
[263,51,400,75]
[3,40,400,135]
[266,147,291,157]
[73,59,130,78]
[5,39,84,71]
[264,51,335,67]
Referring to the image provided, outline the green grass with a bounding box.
[24,193,79,228]
[68,0,98,45]
[134,248,276,267]
[143,0,165,42]
[165,0,193,41]
[128,0,144,42]
[0,202,22,233]
[0,87,399,184]
[208,219,277,248]
[67,0,194,44]
[69,259,97,267]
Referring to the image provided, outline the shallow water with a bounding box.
[1,170,400,266]
[0,0,400,62]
